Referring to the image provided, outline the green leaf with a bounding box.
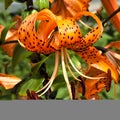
[56,87,69,100]
[18,77,44,96]
[94,33,112,47]
[45,53,55,76]
[31,54,49,75]
[71,55,81,70]
[35,20,41,32]
[0,22,15,44]
[12,44,32,68]
[51,74,71,100]
[21,10,30,20]
[4,0,13,9]
[100,81,120,100]
[38,0,49,10]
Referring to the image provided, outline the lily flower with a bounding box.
[50,0,91,17]
[18,9,118,99]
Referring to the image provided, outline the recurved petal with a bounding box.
[18,9,57,54]
[36,9,57,40]
[0,73,21,89]
[77,46,119,83]
[0,16,21,57]
[63,0,91,16]
[79,67,111,99]
[105,41,120,50]
[50,0,71,17]
[50,0,91,17]
[73,11,103,50]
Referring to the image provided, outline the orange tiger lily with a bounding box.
[50,0,91,17]
[18,9,118,99]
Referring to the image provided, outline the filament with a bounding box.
[37,51,59,96]
[64,49,82,82]
[61,47,73,99]
[79,20,92,29]
[65,49,104,80]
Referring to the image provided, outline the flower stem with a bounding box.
[102,7,120,26]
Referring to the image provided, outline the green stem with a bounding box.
[102,7,120,26]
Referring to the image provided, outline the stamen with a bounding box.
[37,51,60,96]
[105,50,120,74]
[64,49,82,82]
[65,49,105,80]
[61,47,73,99]
[105,51,117,67]
[79,20,92,29]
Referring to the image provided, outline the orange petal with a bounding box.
[52,11,103,51]
[84,79,105,99]
[85,65,106,77]
[50,18,82,50]
[50,0,71,18]
[1,30,18,57]
[0,25,4,32]
[37,9,57,40]
[13,15,22,30]
[63,0,91,16]
[50,0,91,17]
[18,9,57,54]
[79,67,108,99]
[101,0,120,33]
[0,16,21,57]
[105,41,120,50]
[0,73,21,89]
[77,46,118,83]
[72,11,103,51]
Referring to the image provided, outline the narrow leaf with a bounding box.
[31,55,49,75]
[4,0,13,9]
[12,44,32,68]
[39,0,49,10]
[18,78,44,96]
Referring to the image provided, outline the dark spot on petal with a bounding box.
[71,37,73,40]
